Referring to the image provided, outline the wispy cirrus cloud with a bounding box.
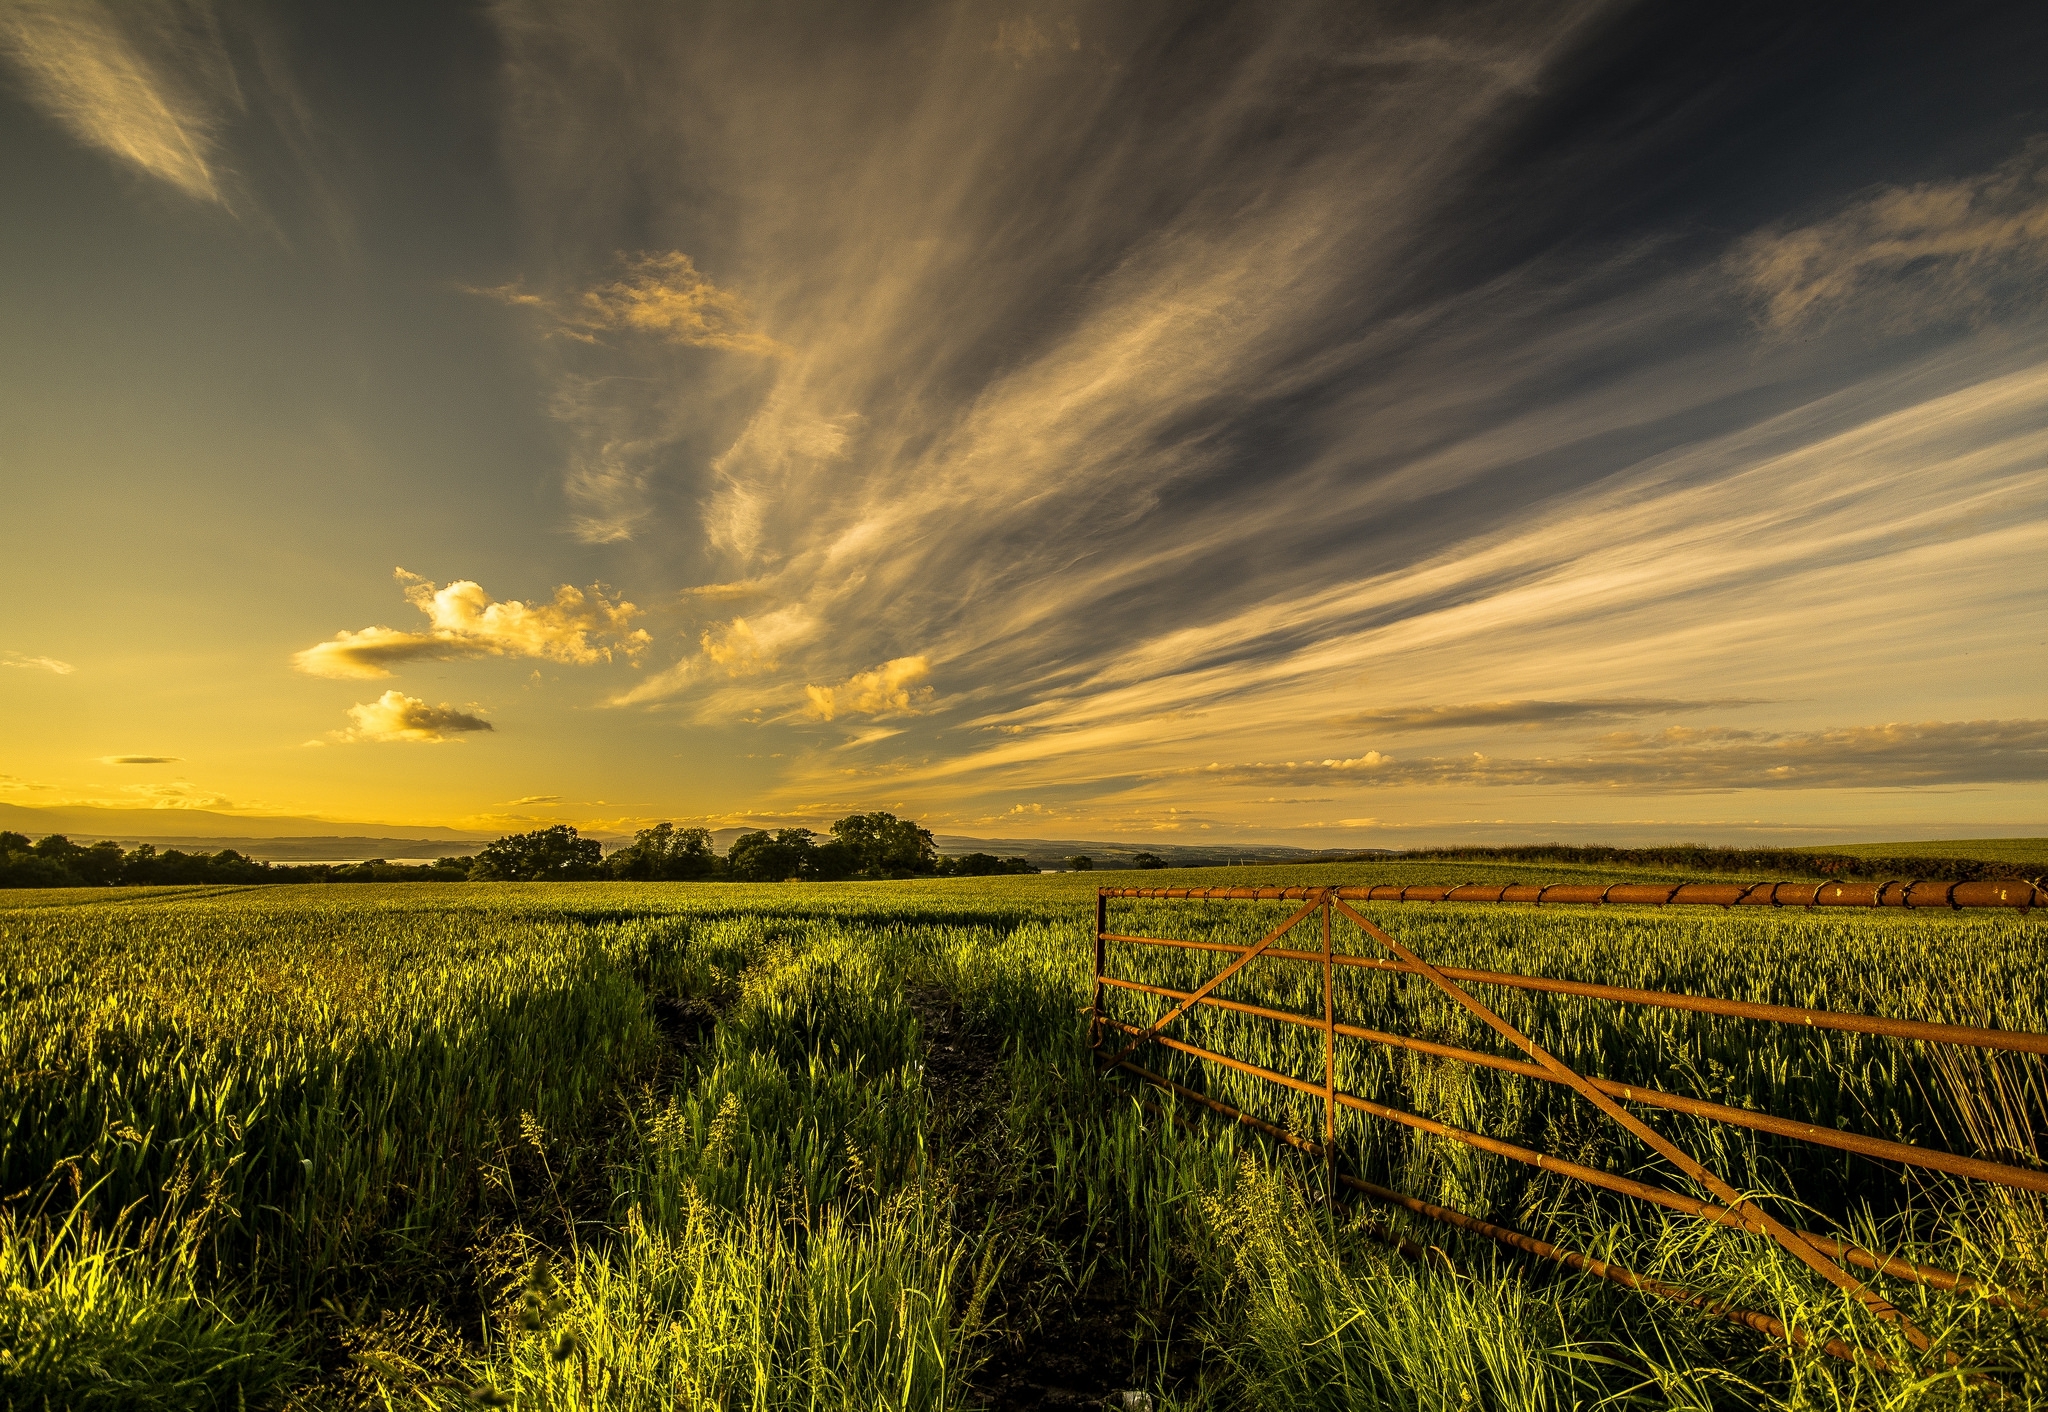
[0,0,351,245]
[1734,139,2048,332]
[469,253,786,542]
[608,606,816,708]
[1332,699,1765,733]
[294,569,649,679]
[1184,718,2048,794]
[0,0,235,204]
[1,653,75,674]
[476,6,2048,834]
[330,691,494,744]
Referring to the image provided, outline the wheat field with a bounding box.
[2,864,2042,1409]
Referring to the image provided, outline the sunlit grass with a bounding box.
[0,865,2041,1408]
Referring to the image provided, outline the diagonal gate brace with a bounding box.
[1098,890,1329,1074]
[1328,896,1935,1356]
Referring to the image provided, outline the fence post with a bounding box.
[1322,890,1336,1205]
[1093,890,1108,1049]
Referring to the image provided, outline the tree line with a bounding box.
[13,825,2028,890]
[466,814,1044,882]
[0,832,475,888]
[0,812,1045,889]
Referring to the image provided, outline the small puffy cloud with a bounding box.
[804,657,935,722]
[503,794,562,805]
[699,617,782,676]
[294,569,650,679]
[2,652,75,674]
[1733,138,2048,331]
[332,691,494,744]
[473,251,782,356]
[0,0,230,205]
[100,755,181,765]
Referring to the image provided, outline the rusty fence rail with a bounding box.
[1089,881,2047,1370]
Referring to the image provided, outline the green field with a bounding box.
[2,863,2043,1409]
[1822,839,2048,867]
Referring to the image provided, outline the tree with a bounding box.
[470,825,603,882]
[1065,855,1093,871]
[725,828,817,882]
[937,852,1037,877]
[606,823,718,880]
[1130,852,1166,870]
[828,812,938,878]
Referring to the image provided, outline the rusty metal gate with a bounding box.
[1090,880,2048,1369]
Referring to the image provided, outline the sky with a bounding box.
[3,0,2046,848]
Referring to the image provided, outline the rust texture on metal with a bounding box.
[1101,879,2046,909]
[1096,973,2048,1194]
[1090,881,2047,1365]
[1104,1014,2036,1316]
[1101,931,2048,1055]
[1097,891,1324,1072]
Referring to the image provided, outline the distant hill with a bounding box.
[1820,838,2048,866]
[0,802,493,847]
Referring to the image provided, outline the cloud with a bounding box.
[502,794,562,805]
[607,606,818,709]
[681,578,774,601]
[331,691,494,744]
[1733,138,2048,331]
[990,15,1078,66]
[804,657,934,722]
[1,653,75,674]
[294,568,649,679]
[1333,698,1765,733]
[100,755,182,765]
[699,618,781,676]
[0,0,234,204]
[481,11,2048,833]
[1187,719,2048,794]
[121,781,231,808]
[470,252,786,541]
[571,252,781,355]
[474,252,782,355]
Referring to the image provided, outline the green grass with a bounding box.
[1821,839,2048,866]
[1,865,2042,1409]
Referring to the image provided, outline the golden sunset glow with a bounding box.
[4,4,2045,850]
